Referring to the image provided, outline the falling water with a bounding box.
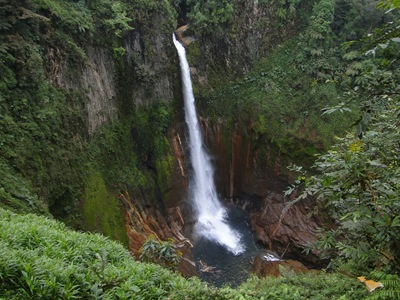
[173,34,244,255]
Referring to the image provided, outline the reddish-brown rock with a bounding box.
[248,192,323,266]
[252,253,317,277]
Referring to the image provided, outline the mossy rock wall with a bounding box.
[82,171,128,246]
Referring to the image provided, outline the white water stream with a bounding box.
[173,34,244,255]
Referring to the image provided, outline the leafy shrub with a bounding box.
[366,271,400,300]
[139,236,181,270]
[286,103,400,273]
[226,273,366,300]
[198,36,357,166]
[0,208,368,299]
[0,208,204,299]
[285,1,400,274]
[81,170,128,246]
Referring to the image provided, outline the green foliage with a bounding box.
[88,119,145,191]
[285,1,400,275]
[187,0,234,34]
[299,0,347,79]
[0,208,199,299]
[0,208,368,299]
[333,0,399,129]
[132,100,173,169]
[0,4,87,215]
[82,170,128,246]
[30,0,94,35]
[223,273,366,299]
[104,2,133,38]
[366,271,400,299]
[139,236,181,270]
[333,0,386,40]
[103,2,133,58]
[378,0,400,10]
[0,159,47,214]
[198,36,357,165]
[130,101,175,194]
[306,0,334,42]
[85,101,174,228]
[273,0,304,21]
[257,0,305,23]
[287,102,400,272]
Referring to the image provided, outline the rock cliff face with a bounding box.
[196,119,323,266]
[44,5,198,271]
[47,45,119,134]
[52,0,320,269]
[81,48,118,135]
[185,1,309,87]
[172,1,323,267]
[54,30,177,135]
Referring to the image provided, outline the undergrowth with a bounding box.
[0,208,369,299]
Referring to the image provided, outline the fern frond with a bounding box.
[382,279,400,289]
[364,272,400,299]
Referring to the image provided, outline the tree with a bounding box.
[286,0,400,274]
[187,0,234,34]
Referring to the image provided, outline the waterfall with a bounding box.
[173,34,244,255]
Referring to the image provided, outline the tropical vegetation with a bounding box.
[0,0,400,298]
[0,208,367,299]
[282,0,400,298]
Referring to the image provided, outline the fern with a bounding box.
[367,289,400,300]
[366,272,400,300]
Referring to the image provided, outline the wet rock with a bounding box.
[248,192,324,266]
[118,187,198,276]
[252,252,317,278]
[197,117,325,267]
[175,24,196,46]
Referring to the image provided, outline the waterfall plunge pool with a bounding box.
[192,205,259,287]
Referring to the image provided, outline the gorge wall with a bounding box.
[174,0,324,265]
[74,0,322,267]
[1,0,326,271]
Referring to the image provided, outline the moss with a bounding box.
[186,40,202,66]
[82,170,128,246]
[155,152,174,194]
